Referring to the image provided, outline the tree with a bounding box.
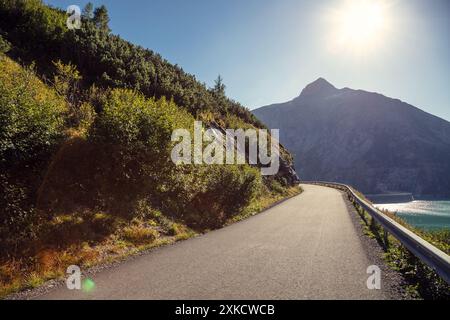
[93,5,110,32]
[52,60,82,104]
[52,60,94,129]
[213,75,226,97]
[82,2,94,20]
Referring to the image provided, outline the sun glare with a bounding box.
[327,0,391,55]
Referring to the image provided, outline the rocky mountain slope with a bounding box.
[253,78,450,197]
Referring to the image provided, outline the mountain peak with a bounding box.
[299,78,338,98]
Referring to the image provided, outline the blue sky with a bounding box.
[47,0,450,121]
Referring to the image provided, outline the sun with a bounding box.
[338,1,385,43]
[327,0,390,55]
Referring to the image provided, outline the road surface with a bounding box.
[37,184,391,299]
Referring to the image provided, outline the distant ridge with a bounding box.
[253,79,450,197]
[299,78,338,98]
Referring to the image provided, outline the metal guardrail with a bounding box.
[303,181,450,284]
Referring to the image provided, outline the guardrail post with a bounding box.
[383,229,389,249]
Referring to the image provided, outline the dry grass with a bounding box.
[122,224,158,245]
[0,208,195,299]
[0,186,300,299]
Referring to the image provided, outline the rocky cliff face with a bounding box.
[253,78,450,196]
[209,122,300,185]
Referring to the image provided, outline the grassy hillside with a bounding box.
[0,1,300,297]
[0,47,301,298]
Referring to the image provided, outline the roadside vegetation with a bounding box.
[0,44,302,300]
[0,181,301,299]
[0,1,301,298]
[349,193,450,299]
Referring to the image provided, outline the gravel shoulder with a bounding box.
[342,191,410,299]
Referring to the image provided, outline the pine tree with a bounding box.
[82,2,94,20]
[213,75,226,96]
[93,5,110,32]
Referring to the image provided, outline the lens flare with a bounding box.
[82,278,96,293]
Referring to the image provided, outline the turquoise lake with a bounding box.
[375,201,450,231]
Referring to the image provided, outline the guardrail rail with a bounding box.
[303,181,450,284]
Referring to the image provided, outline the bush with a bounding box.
[0,174,39,258]
[84,89,195,215]
[0,56,66,258]
[0,56,66,166]
[185,165,262,229]
[269,179,286,194]
[36,89,195,217]
[91,88,192,153]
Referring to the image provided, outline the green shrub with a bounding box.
[0,174,39,258]
[0,56,66,166]
[84,89,195,215]
[269,179,286,194]
[185,165,262,229]
[91,88,192,152]
[0,56,66,258]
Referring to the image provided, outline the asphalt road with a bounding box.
[37,184,391,299]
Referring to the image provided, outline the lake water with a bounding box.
[374,201,450,231]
